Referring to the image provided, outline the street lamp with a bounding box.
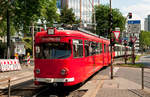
[7,0,14,59]
[109,0,113,79]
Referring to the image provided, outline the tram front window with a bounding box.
[35,42,71,59]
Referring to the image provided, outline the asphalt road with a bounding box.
[97,54,150,89]
[138,55,150,67]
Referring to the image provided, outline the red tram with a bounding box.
[34,27,114,86]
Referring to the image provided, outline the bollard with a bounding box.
[141,67,144,89]
[8,78,11,97]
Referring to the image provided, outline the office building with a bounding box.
[144,18,148,31]
[56,0,100,24]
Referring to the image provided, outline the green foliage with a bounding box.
[116,63,144,68]
[0,0,59,35]
[95,5,125,37]
[140,31,150,50]
[22,37,32,50]
[0,19,16,36]
[59,7,79,25]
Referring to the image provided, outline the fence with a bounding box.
[141,66,150,89]
[0,75,33,97]
[0,77,11,97]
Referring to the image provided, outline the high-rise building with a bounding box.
[56,0,100,24]
[144,18,148,31]
[148,15,150,31]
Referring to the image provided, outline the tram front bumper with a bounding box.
[35,77,75,83]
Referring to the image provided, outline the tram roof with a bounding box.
[35,28,110,42]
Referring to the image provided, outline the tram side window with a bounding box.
[91,42,97,55]
[73,40,83,58]
[95,43,101,54]
[84,40,90,57]
[104,44,106,52]
[99,43,103,53]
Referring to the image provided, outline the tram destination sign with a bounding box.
[127,20,141,33]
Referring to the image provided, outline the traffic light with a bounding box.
[128,12,132,19]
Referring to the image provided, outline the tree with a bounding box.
[140,31,150,51]
[95,5,125,37]
[0,0,59,34]
[59,7,79,25]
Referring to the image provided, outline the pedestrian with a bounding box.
[15,53,19,59]
[26,53,30,66]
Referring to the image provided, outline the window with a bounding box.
[99,43,103,53]
[91,42,97,55]
[104,44,106,52]
[73,39,83,58]
[35,42,71,59]
[84,40,90,57]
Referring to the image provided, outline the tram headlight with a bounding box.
[60,68,68,76]
[35,69,40,74]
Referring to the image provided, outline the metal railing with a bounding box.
[0,77,11,97]
[0,75,33,97]
[141,66,150,89]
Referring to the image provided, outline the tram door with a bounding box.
[103,44,108,66]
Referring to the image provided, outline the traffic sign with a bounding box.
[127,20,141,33]
[115,27,120,31]
[130,36,137,43]
[112,31,120,41]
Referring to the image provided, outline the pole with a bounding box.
[110,0,113,79]
[132,43,135,64]
[92,0,96,33]
[141,67,144,89]
[125,45,127,64]
[32,23,35,62]
[8,79,11,97]
[98,0,100,5]
[7,9,10,59]
[80,0,82,27]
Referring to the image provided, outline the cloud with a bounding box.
[143,0,150,3]
[121,2,150,30]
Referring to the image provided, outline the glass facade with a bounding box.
[148,15,150,31]
[56,0,99,24]
[56,0,61,9]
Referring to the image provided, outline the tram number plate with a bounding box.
[46,79,52,83]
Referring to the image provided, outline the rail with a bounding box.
[141,66,150,89]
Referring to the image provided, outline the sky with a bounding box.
[101,0,150,30]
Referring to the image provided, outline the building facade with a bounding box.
[148,15,150,31]
[56,0,99,24]
[144,18,148,31]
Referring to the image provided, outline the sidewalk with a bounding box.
[95,71,150,97]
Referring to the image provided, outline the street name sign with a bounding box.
[127,20,141,33]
